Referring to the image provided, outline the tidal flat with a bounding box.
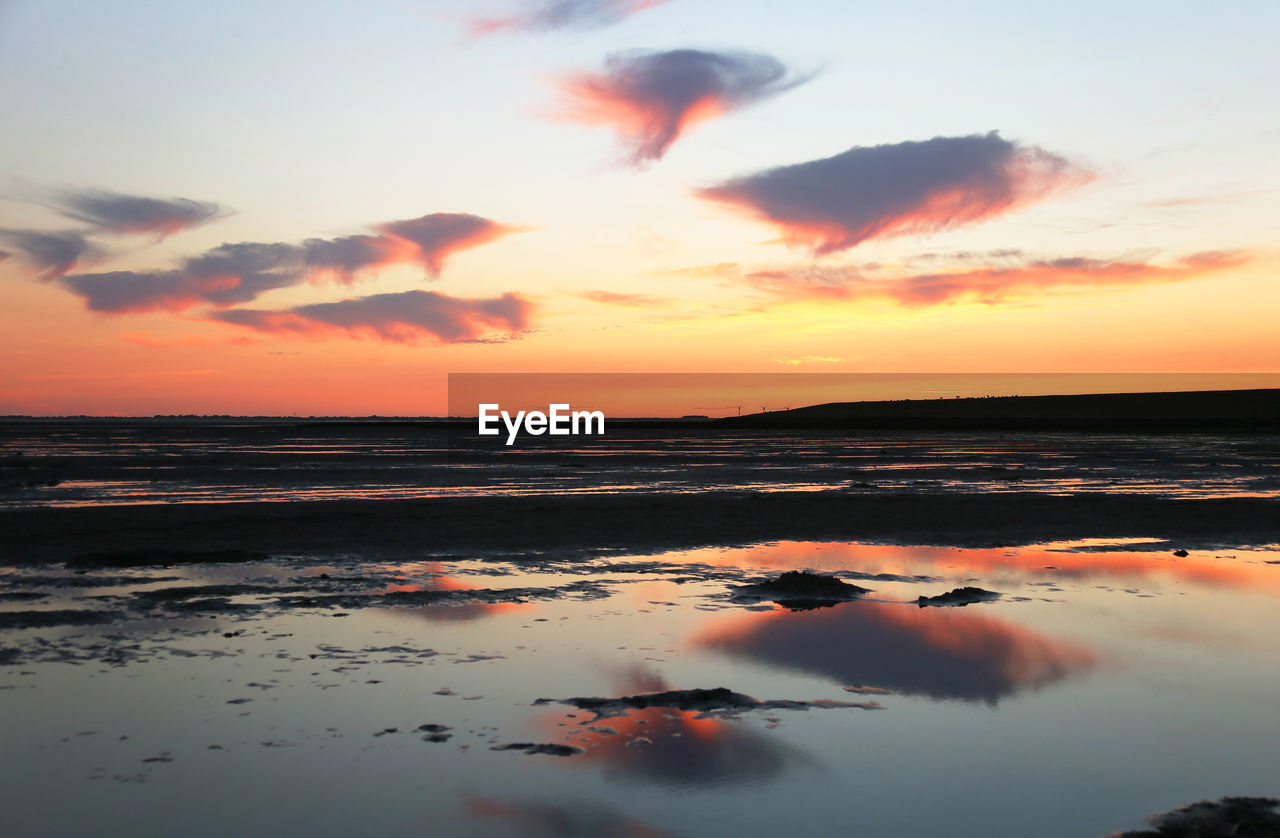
[2,421,1279,836]
[3,538,1280,837]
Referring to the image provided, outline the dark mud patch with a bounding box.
[418,724,453,742]
[839,570,940,584]
[1,574,184,589]
[534,687,884,720]
[0,609,122,629]
[1106,796,1280,837]
[67,548,269,569]
[133,584,290,602]
[0,591,48,602]
[274,579,612,612]
[490,742,583,757]
[160,597,263,615]
[916,587,1000,607]
[732,571,870,608]
[8,492,1280,568]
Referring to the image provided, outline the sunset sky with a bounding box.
[2,0,1277,415]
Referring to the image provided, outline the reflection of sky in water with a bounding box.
[4,425,1280,507]
[538,665,809,789]
[2,540,1280,837]
[693,601,1094,704]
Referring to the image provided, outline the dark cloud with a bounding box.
[59,243,304,313]
[50,189,225,238]
[302,235,402,284]
[695,602,1094,704]
[379,212,519,277]
[53,212,519,313]
[559,49,810,165]
[469,0,668,34]
[697,131,1092,253]
[0,230,94,280]
[739,250,1247,307]
[181,242,305,304]
[60,271,194,314]
[211,289,533,344]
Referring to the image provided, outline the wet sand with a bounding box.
[2,490,1278,567]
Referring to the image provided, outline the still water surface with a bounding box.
[3,539,1278,837]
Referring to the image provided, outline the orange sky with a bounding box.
[2,3,1277,415]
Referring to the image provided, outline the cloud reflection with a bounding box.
[540,666,805,787]
[457,796,675,837]
[382,564,532,622]
[694,601,1094,704]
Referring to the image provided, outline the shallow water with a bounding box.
[3,539,1279,837]
[2,420,1278,507]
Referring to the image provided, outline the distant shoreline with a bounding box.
[2,387,1278,431]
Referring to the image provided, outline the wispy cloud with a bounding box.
[61,243,303,313]
[301,234,408,284]
[210,289,533,344]
[740,251,1248,307]
[774,355,844,365]
[469,0,667,34]
[50,189,226,238]
[63,271,206,314]
[557,49,810,165]
[122,332,258,349]
[697,132,1092,254]
[653,261,741,278]
[56,212,522,313]
[0,230,95,280]
[579,289,670,307]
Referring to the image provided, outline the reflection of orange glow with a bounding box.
[381,563,532,622]
[864,603,1093,687]
[685,541,1280,593]
[692,600,1094,703]
[534,667,796,786]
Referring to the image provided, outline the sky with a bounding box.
[1,0,1277,415]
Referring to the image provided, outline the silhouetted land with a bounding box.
[4,387,1279,432]
[713,388,1280,431]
